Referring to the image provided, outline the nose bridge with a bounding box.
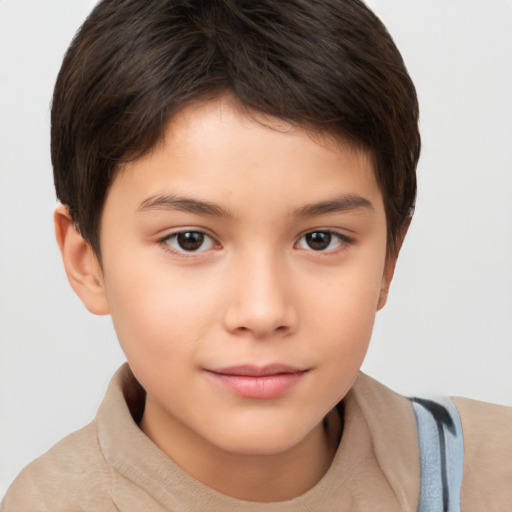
[223,245,296,337]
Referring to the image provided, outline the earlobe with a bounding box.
[54,205,110,315]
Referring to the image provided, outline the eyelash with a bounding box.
[295,229,352,254]
[159,228,352,257]
[160,230,219,256]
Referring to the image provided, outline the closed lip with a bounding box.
[204,364,309,399]
[206,364,308,377]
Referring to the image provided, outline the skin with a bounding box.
[55,95,401,502]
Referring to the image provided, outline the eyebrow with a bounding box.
[137,193,373,219]
[137,194,232,218]
[293,194,374,217]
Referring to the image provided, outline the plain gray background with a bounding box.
[1,0,511,496]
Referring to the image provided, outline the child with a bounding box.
[2,0,511,510]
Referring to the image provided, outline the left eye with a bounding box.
[163,231,216,253]
[296,231,347,252]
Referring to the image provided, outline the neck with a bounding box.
[140,399,342,502]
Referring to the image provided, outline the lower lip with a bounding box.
[206,371,306,399]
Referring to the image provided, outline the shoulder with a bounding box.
[453,396,512,510]
[2,420,116,512]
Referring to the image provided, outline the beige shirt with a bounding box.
[3,365,511,511]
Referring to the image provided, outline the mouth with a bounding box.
[204,364,308,399]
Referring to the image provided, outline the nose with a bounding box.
[222,252,298,339]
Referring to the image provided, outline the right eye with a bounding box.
[162,231,217,253]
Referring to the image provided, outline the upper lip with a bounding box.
[207,364,307,377]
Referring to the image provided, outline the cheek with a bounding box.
[302,254,385,369]
[318,294,375,369]
[304,252,384,327]
[311,296,377,406]
[103,260,220,362]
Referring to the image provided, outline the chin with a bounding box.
[208,423,315,457]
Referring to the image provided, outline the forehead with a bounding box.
[162,95,372,166]
[109,96,383,218]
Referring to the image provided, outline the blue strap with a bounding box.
[411,397,464,512]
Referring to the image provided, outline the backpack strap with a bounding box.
[411,397,464,512]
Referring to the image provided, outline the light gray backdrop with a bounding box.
[1,0,511,496]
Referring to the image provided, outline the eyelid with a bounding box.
[159,228,221,256]
[294,229,353,253]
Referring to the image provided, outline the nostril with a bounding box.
[221,279,298,337]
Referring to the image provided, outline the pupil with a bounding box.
[306,232,331,250]
[177,232,204,251]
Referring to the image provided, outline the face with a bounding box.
[96,96,393,457]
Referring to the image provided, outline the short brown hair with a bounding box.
[52,0,420,255]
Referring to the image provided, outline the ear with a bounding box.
[377,220,410,311]
[54,205,110,315]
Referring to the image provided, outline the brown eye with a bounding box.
[296,231,347,252]
[305,232,332,251]
[164,231,215,253]
[177,232,204,251]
